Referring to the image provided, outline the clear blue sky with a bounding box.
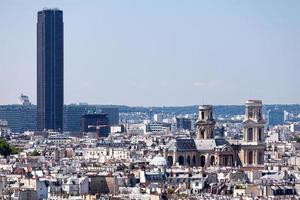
[0,0,299,106]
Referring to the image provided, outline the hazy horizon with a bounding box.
[1,0,300,106]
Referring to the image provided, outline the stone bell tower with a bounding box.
[195,105,216,139]
[239,100,266,168]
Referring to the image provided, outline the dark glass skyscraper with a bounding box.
[37,9,64,131]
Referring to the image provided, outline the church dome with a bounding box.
[149,154,167,166]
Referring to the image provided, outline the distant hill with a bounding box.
[118,104,300,116]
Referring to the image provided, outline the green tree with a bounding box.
[30,149,40,156]
[0,139,22,158]
[11,146,21,154]
[0,139,12,158]
[295,136,300,143]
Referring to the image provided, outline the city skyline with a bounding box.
[1,1,300,106]
[2,2,300,199]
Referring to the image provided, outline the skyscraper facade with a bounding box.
[0,105,36,133]
[176,117,192,131]
[267,108,284,127]
[64,104,94,132]
[81,114,110,137]
[37,9,64,131]
[100,107,119,126]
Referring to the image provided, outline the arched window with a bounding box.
[258,128,262,141]
[201,112,204,120]
[178,156,184,165]
[248,151,253,165]
[224,156,228,166]
[192,156,196,166]
[201,130,205,139]
[258,152,263,164]
[187,156,191,166]
[248,128,253,141]
[248,108,253,118]
[167,156,173,167]
[210,156,215,166]
[200,155,206,167]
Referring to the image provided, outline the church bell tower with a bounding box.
[239,100,266,168]
[195,105,216,139]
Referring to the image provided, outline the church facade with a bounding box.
[164,100,266,169]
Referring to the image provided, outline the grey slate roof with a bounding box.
[166,137,230,152]
[176,138,197,152]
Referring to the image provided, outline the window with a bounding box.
[210,156,215,166]
[258,110,262,120]
[201,112,204,120]
[258,128,262,141]
[248,108,253,118]
[258,151,263,164]
[248,151,253,165]
[200,156,205,167]
[201,130,205,139]
[248,128,253,141]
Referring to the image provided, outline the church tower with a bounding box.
[239,100,265,168]
[195,105,216,139]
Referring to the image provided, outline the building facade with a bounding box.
[37,9,64,131]
[268,108,284,127]
[0,120,11,136]
[176,117,192,131]
[81,114,110,137]
[64,105,92,132]
[100,107,119,126]
[0,105,36,132]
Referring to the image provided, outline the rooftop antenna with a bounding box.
[249,87,254,101]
